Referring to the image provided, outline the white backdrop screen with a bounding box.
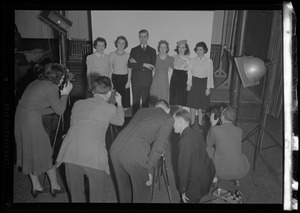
[90,11,214,58]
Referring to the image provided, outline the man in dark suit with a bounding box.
[109,99,174,203]
[173,109,215,203]
[128,29,156,115]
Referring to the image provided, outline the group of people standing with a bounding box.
[14,28,250,204]
[85,29,214,122]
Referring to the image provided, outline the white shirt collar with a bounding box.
[95,52,105,57]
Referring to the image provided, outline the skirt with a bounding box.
[112,74,130,108]
[169,69,188,106]
[187,77,210,110]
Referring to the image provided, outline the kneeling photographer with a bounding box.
[206,104,250,186]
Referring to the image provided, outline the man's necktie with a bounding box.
[142,46,145,51]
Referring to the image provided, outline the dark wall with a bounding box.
[20,38,60,63]
[243,10,274,100]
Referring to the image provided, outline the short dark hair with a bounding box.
[173,109,191,124]
[114,35,128,49]
[157,40,170,53]
[155,99,169,109]
[194,41,208,54]
[93,37,107,49]
[139,29,149,37]
[93,76,112,94]
[174,43,190,55]
[38,63,68,85]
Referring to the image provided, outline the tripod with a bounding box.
[242,69,282,173]
[42,94,71,187]
[151,149,172,203]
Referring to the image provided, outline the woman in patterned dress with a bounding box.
[150,40,174,105]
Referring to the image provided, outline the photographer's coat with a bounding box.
[206,123,250,180]
[56,95,124,174]
[109,107,174,203]
[178,126,215,202]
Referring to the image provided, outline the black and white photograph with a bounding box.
[1,2,297,211]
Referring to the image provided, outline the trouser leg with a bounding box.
[110,153,132,203]
[132,84,141,115]
[85,167,106,202]
[141,86,150,108]
[129,163,151,203]
[65,163,85,202]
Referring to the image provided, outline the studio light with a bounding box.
[234,56,267,87]
[38,11,73,35]
[236,56,282,172]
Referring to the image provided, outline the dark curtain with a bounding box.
[266,11,283,118]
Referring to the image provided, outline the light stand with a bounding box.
[151,149,172,203]
[38,11,73,187]
[242,63,282,173]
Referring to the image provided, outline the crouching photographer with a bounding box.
[206,104,250,186]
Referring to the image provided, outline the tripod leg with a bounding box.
[162,157,172,203]
[43,114,62,187]
[151,165,156,202]
[242,127,259,143]
[263,128,282,149]
[158,159,162,191]
[52,115,62,151]
[42,173,47,188]
[252,126,264,172]
[61,113,65,132]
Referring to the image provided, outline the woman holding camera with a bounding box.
[14,63,73,198]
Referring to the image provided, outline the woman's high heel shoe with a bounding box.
[49,186,66,198]
[31,188,48,198]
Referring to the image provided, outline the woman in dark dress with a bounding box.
[108,35,131,109]
[187,42,214,126]
[14,63,72,198]
[169,40,191,108]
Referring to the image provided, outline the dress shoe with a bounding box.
[49,186,66,197]
[31,188,48,198]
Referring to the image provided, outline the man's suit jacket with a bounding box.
[110,107,174,174]
[128,45,156,87]
[56,95,124,174]
[178,126,215,199]
[206,123,250,180]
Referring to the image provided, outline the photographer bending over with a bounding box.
[173,109,215,203]
[206,105,250,186]
[56,76,124,202]
[109,99,174,203]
